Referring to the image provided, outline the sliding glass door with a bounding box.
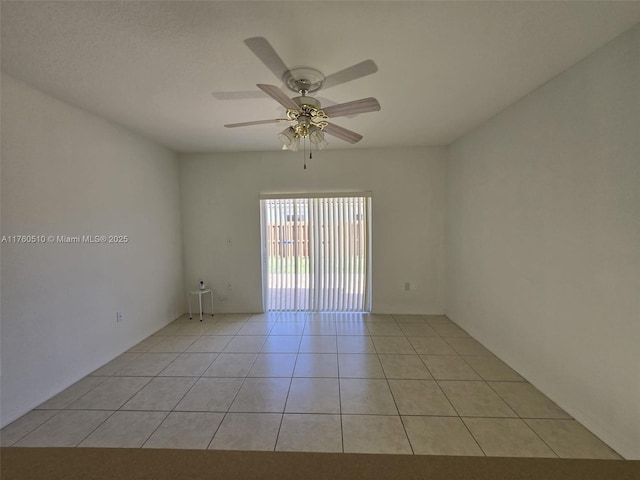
[261,193,371,312]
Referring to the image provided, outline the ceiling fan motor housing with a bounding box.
[292,96,321,110]
[283,67,325,93]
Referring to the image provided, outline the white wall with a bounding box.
[446,25,640,459]
[180,147,446,315]
[0,75,184,427]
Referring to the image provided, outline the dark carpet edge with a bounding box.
[1,447,638,480]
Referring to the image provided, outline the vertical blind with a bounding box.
[261,194,371,312]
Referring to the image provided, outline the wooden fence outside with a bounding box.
[266,221,364,258]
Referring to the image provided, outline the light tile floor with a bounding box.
[0,313,622,458]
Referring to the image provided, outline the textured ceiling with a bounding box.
[2,1,638,153]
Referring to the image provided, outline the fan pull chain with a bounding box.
[306,141,313,168]
[303,137,307,169]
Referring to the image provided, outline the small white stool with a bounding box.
[188,289,214,321]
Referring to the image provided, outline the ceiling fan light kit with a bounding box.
[309,126,329,150]
[222,37,381,156]
[278,127,299,151]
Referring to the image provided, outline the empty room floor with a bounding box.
[0,313,621,458]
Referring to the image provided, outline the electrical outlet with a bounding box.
[116,312,123,323]
[404,282,410,291]
[227,283,232,290]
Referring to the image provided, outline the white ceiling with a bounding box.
[2,1,638,153]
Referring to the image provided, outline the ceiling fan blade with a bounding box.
[323,97,381,118]
[323,123,363,144]
[322,60,378,89]
[257,84,300,110]
[244,37,291,82]
[224,119,289,128]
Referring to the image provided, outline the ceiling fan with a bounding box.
[223,37,381,151]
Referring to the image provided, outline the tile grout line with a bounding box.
[73,410,121,448]
[5,409,68,447]
[336,346,345,453]
[271,317,306,452]
[141,326,224,449]
[434,378,487,456]
[371,325,415,455]
[206,312,281,449]
[132,411,171,449]
[205,315,269,448]
[483,379,560,458]
[32,375,111,417]
[397,329,422,455]
[73,374,156,447]
[102,349,181,447]
[123,313,247,448]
